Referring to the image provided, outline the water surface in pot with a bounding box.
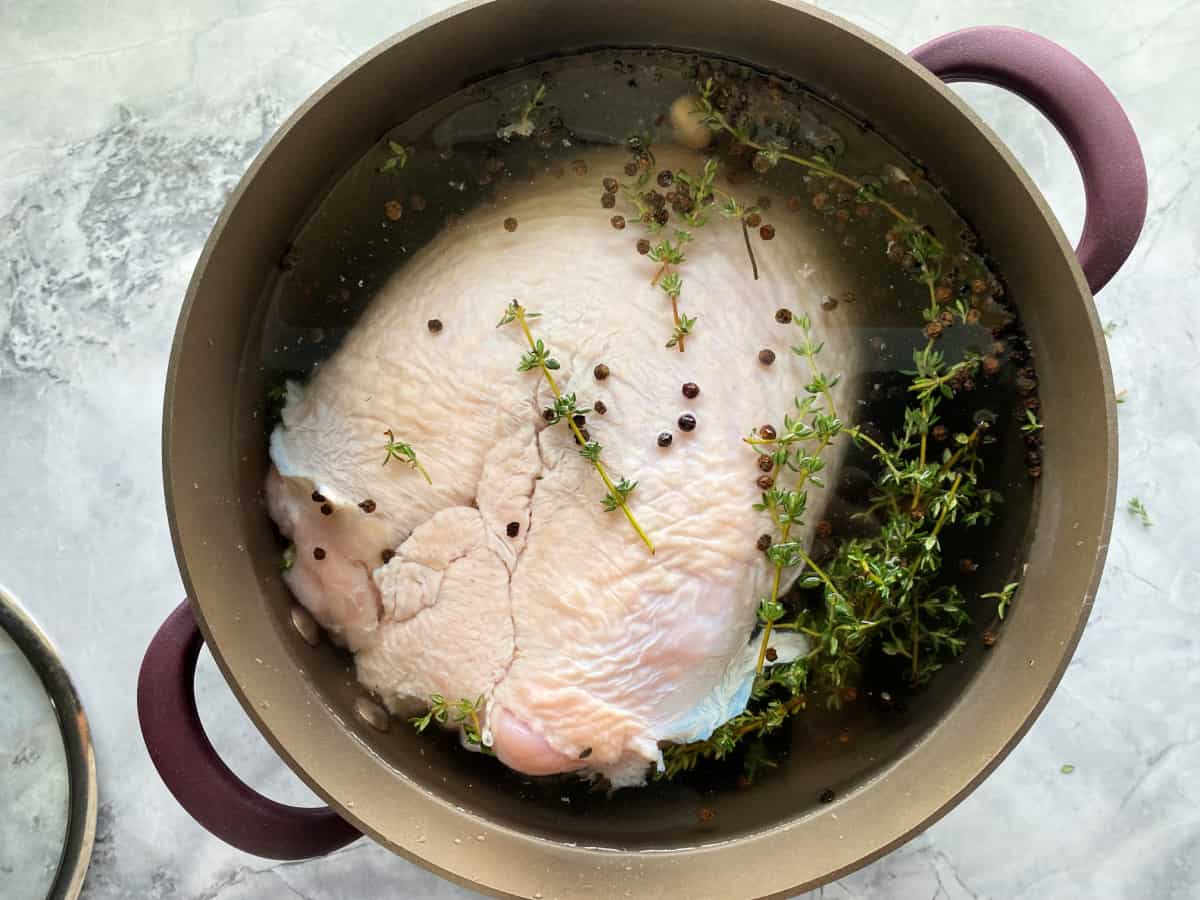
[234,47,1039,848]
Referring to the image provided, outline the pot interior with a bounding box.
[166,0,1112,889]
[231,46,1038,850]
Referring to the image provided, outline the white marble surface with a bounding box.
[1,0,1197,897]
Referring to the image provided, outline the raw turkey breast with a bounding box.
[267,147,858,786]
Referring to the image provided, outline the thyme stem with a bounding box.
[511,305,655,554]
[741,218,760,280]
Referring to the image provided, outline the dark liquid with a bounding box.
[248,48,1038,841]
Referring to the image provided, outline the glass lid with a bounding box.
[0,586,97,900]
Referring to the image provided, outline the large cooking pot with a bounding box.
[138,1,1146,896]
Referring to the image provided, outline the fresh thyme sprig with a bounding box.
[662,315,1014,779]
[984,582,1020,620]
[648,233,694,351]
[1127,496,1152,527]
[1021,410,1044,433]
[498,82,546,140]
[410,694,492,752]
[743,312,844,674]
[382,430,432,484]
[614,160,768,350]
[694,77,946,297]
[378,140,410,173]
[498,300,654,553]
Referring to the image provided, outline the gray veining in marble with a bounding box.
[1,1,1197,897]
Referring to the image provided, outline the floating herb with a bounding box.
[1127,496,1152,527]
[498,82,546,140]
[378,140,410,173]
[280,543,296,572]
[1020,409,1044,433]
[410,694,492,752]
[984,582,1019,620]
[382,430,432,484]
[498,300,654,553]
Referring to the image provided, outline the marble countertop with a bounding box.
[1,1,1196,897]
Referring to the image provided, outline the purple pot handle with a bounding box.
[137,601,361,859]
[911,26,1147,294]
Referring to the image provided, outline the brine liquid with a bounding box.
[251,48,1040,810]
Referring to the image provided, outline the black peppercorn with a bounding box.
[601,192,616,209]
[765,647,778,662]
[311,491,325,503]
[819,789,836,804]
[624,161,639,177]
[757,455,773,472]
[359,499,377,514]
[657,169,674,187]
[594,400,607,415]
[756,474,774,490]
[653,207,669,226]
[682,382,700,399]
[573,414,587,427]
[775,308,793,324]
[758,424,777,440]
[657,432,673,447]
[602,176,618,193]
[542,407,555,421]
[759,224,776,241]
[610,215,626,230]
[815,520,833,538]
[756,534,772,551]
[594,363,610,380]
[678,413,696,432]
[745,212,762,228]
[503,217,518,232]
[313,547,326,560]
[320,503,333,516]
[931,424,948,442]
[506,522,520,538]
[636,238,651,255]
[427,318,443,334]
[381,548,395,564]
[758,348,776,365]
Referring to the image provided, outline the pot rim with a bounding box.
[162,1,1116,896]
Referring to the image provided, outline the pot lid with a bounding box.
[0,586,97,900]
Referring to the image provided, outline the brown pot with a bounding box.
[138,2,1145,897]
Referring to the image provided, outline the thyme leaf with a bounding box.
[382,429,432,484]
